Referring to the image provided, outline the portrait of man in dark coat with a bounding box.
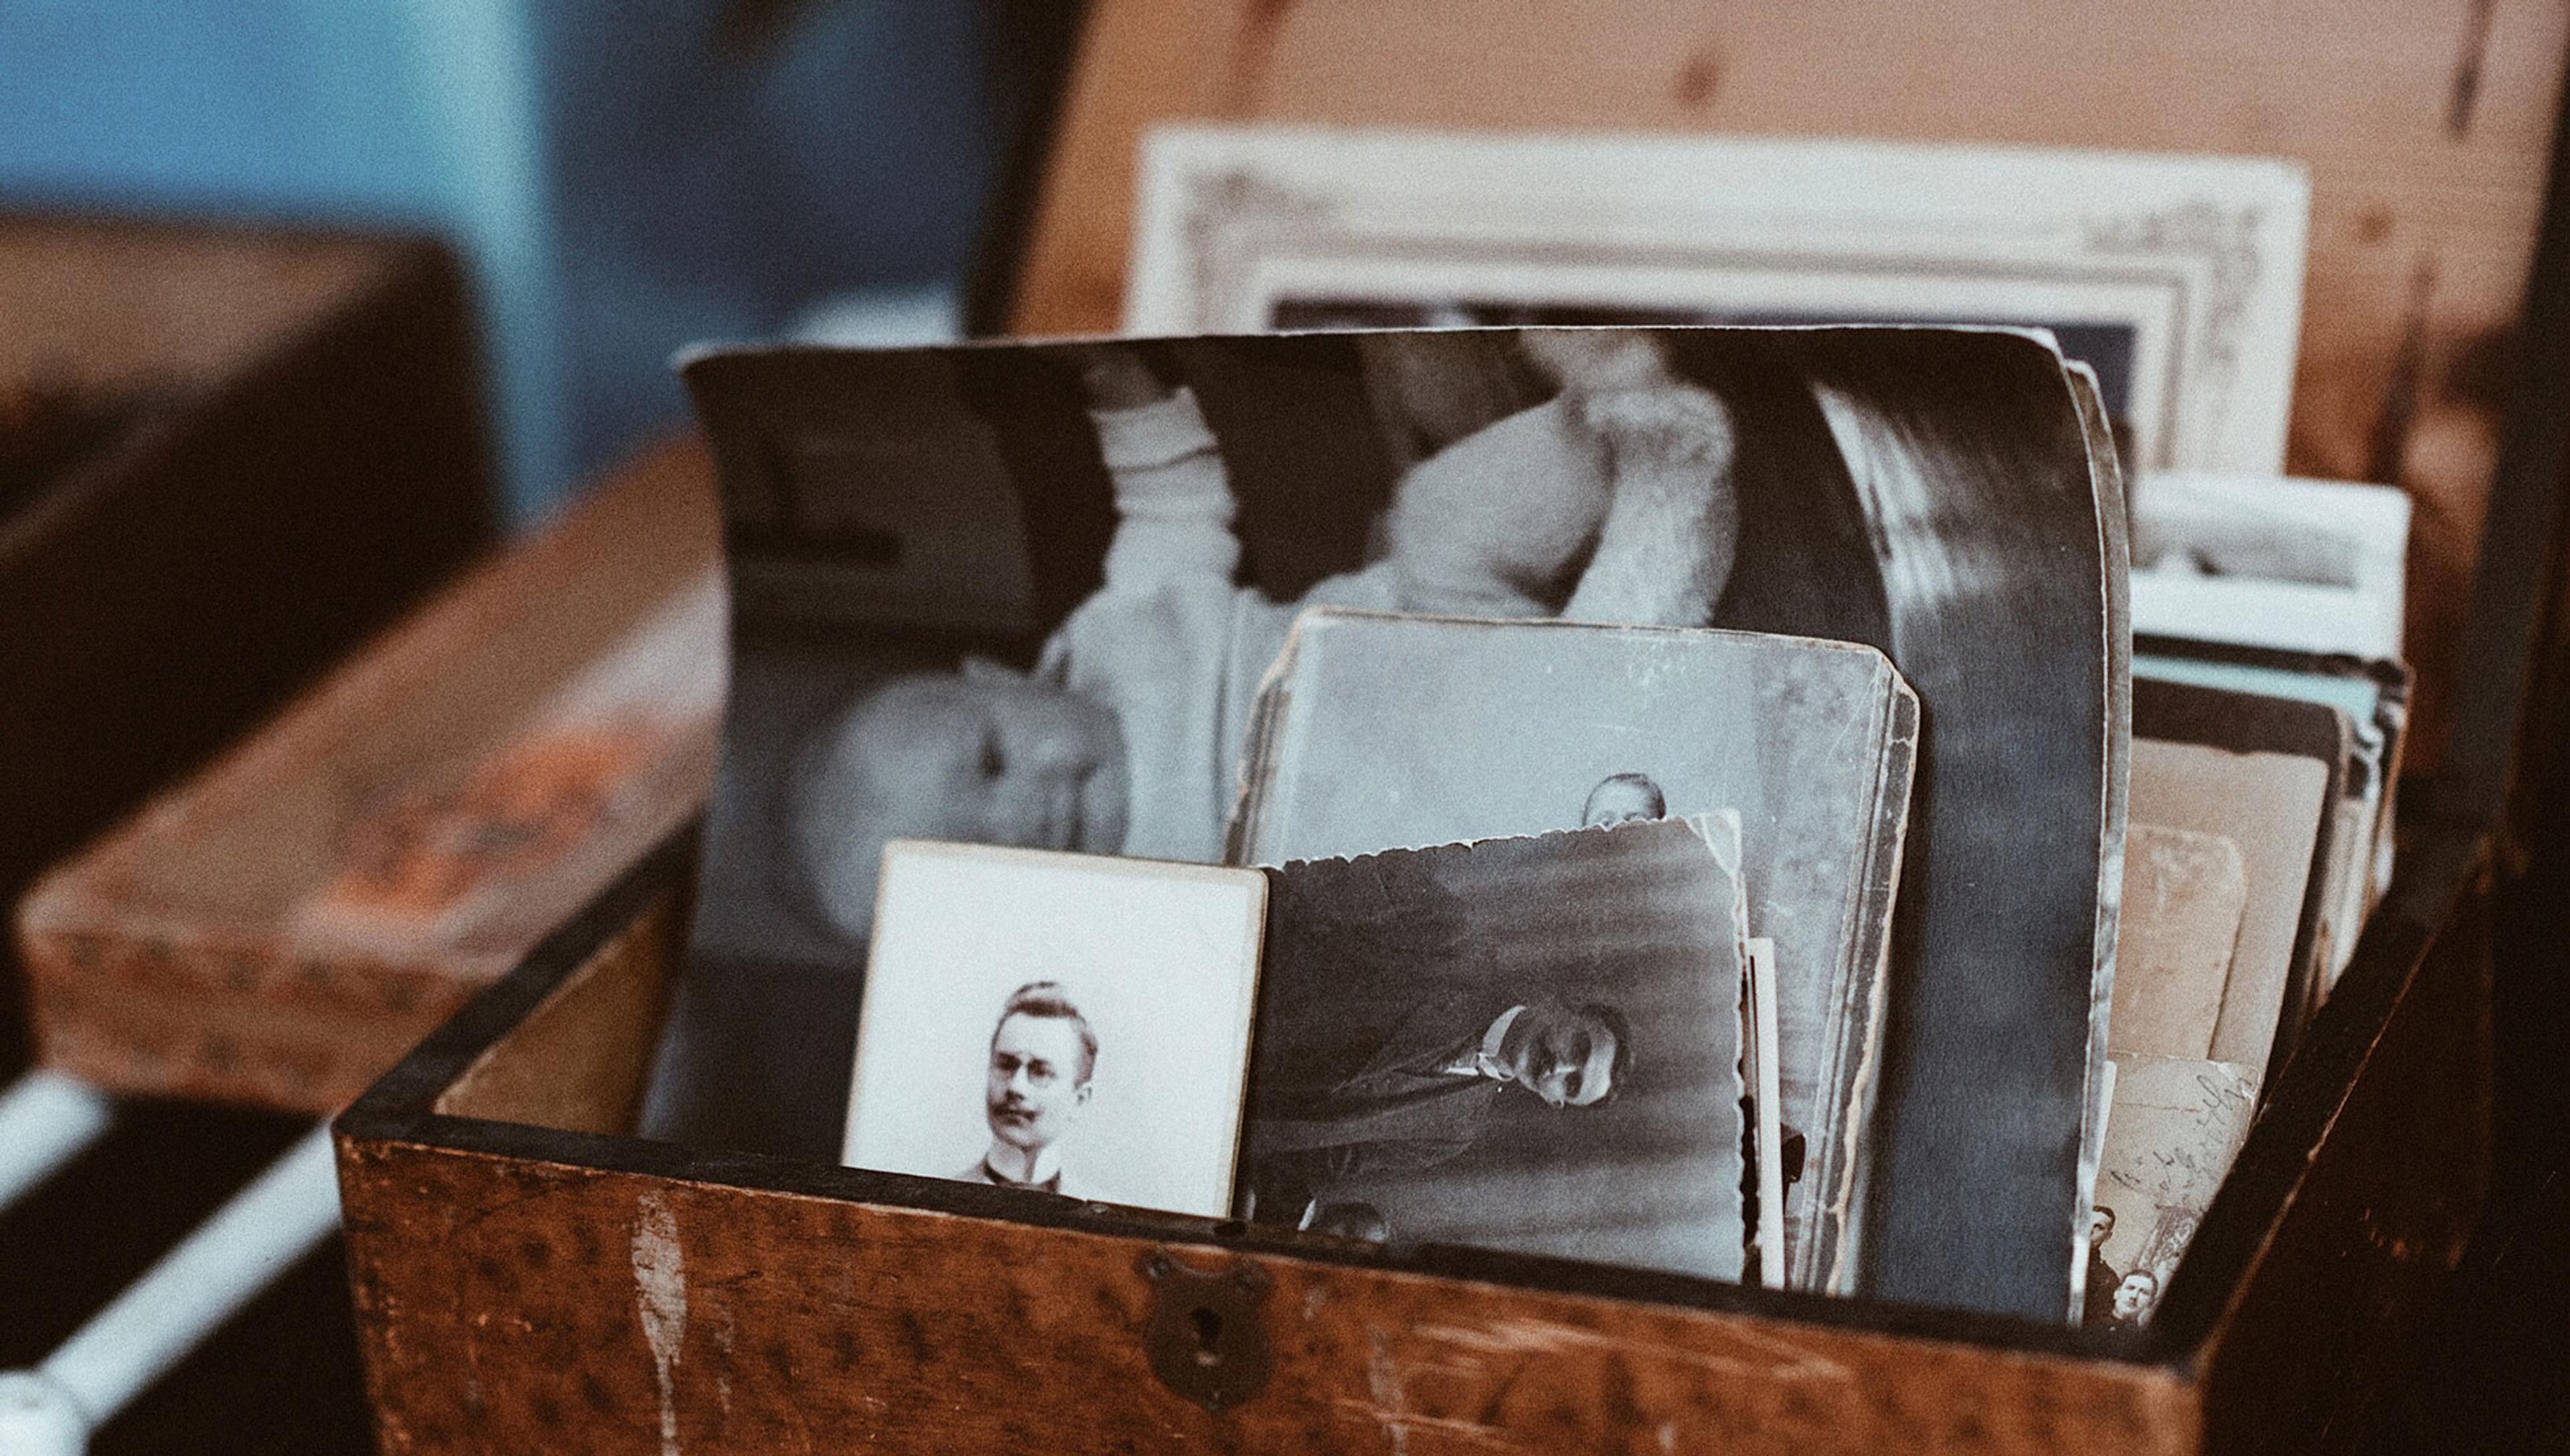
[1244,996,1629,1223]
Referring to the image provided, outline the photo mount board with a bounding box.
[845,840,1268,1220]
[1128,125,2308,476]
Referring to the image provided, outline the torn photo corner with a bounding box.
[649,324,2124,1322]
[1246,820,1748,1281]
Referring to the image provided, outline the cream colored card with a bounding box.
[2110,823,2249,1059]
[2090,1055,2258,1328]
[2128,741,2329,1083]
[845,841,1268,1218]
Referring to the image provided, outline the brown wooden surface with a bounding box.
[435,891,685,1138]
[15,436,721,1112]
[1015,0,2570,767]
[340,1141,2198,1455]
[335,816,2497,1454]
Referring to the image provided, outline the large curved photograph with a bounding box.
[657,323,2124,1321]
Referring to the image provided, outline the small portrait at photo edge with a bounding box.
[841,840,1268,1218]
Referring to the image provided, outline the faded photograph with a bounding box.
[2089,1053,2259,1328]
[1231,608,1914,1293]
[839,841,1266,1218]
[649,325,2120,1324]
[1244,820,1746,1281]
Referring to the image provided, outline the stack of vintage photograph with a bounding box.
[628,132,2416,1331]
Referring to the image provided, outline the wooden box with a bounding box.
[14,438,720,1113]
[330,3,2566,1443]
[0,215,497,1072]
[335,804,2489,1453]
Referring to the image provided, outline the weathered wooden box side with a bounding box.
[14,438,720,1112]
[0,215,498,1074]
[2183,822,2496,1451]
[335,814,2492,1453]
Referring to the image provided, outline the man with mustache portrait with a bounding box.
[957,981,1098,1197]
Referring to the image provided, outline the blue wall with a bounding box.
[1,0,1001,519]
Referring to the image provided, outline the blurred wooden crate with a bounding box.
[15,438,722,1113]
[0,214,498,1072]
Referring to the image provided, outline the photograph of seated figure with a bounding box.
[1241,994,1632,1228]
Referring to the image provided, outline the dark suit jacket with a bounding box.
[1246,999,1512,1209]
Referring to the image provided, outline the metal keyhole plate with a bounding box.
[1140,1249,1272,1413]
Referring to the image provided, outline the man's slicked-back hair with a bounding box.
[1573,1000,1636,1108]
[996,980,1098,1085]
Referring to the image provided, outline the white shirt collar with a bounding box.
[1444,1004,1527,1078]
[982,1140,1066,1186]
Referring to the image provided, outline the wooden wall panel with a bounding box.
[1014,0,2570,765]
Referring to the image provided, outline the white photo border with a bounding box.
[1126,125,2308,474]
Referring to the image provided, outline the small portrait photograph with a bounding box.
[2088,1055,2253,1327]
[841,840,1267,1218]
[1243,818,1747,1281]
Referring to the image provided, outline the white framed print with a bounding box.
[1126,124,2309,476]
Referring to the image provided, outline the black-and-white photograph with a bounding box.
[1232,608,1914,1293]
[646,323,2122,1322]
[841,840,1266,1218]
[2128,470,2411,660]
[1244,819,1747,1280]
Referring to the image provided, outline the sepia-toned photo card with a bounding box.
[2130,472,2410,662]
[647,323,2124,1321]
[1231,608,1914,1293]
[2134,644,2413,1004]
[843,840,1267,1218]
[1244,817,1748,1281]
[2126,740,2331,1093]
[2085,1054,2259,1330]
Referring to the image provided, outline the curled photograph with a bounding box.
[654,323,2122,1322]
